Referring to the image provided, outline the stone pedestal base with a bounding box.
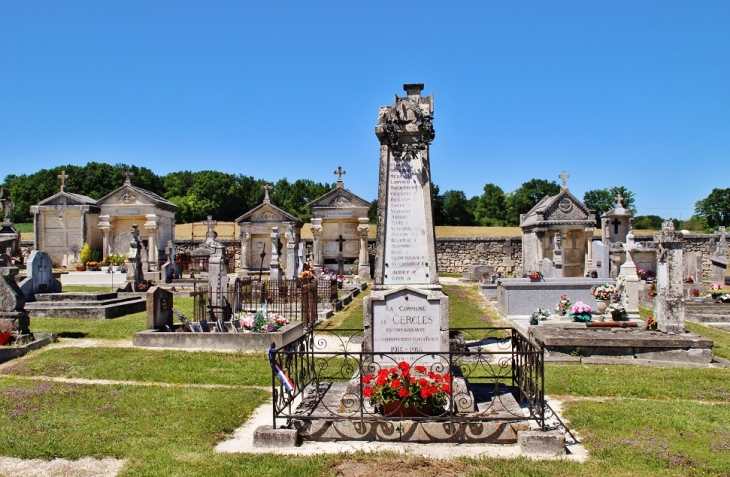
[0,312,30,335]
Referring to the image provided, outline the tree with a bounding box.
[632,215,665,230]
[695,188,730,229]
[440,190,475,226]
[504,179,561,226]
[431,184,445,225]
[474,183,507,226]
[270,178,333,223]
[583,186,636,217]
[368,199,379,223]
[680,215,710,233]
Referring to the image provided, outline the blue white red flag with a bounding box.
[269,348,295,392]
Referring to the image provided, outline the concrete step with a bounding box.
[35,292,120,302]
[708,323,730,332]
[26,297,146,319]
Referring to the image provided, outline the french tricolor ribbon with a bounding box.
[269,348,295,392]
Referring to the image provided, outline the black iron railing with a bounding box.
[269,327,545,432]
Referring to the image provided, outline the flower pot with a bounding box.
[0,332,12,346]
[381,401,432,418]
[595,299,609,314]
[112,266,122,272]
[569,313,592,323]
[76,266,87,271]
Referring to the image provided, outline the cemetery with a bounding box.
[0,84,729,476]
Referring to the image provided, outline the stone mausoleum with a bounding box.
[29,171,102,267]
[97,171,178,271]
[308,167,371,278]
[520,172,596,278]
[236,184,303,279]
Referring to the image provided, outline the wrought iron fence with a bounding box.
[193,278,334,325]
[269,327,545,432]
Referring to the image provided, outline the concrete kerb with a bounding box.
[216,395,585,460]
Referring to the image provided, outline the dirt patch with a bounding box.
[333,456,479,477]
[0,457,125,477]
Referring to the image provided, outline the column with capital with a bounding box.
[269,226,281,281]
[238,223,251,275]
[357,217,370,278]
[285,222,296,280]
[145,214,160,271]
[311,218,323,275]
[584,227,595,273]
[98,215,112,258]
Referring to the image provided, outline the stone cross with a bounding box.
[123,169,134,184]
[337,234,345,252]
[262,183,273,203]
[558,170,570,189]
[615,192,624,208]
[2,200,13,222]
[612,218,621,234]
[58,170,69,192]
[334,166,346,187]
[203,215,217,244]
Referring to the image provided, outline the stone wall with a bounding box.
[18,232,728,278]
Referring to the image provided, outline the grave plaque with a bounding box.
[147,286,173,330]
[372,289,442,362]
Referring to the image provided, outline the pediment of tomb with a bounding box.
[97,184,178,213]
[235,203,302,227]
[521,189,595,228]
[308,187,370,215]
[35,191,98,208]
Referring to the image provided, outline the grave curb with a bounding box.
[253,425,299,448]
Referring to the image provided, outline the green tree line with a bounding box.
[2,162,723,231]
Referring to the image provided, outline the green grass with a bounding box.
[443,284,502,328]
[2,347,273,386]
[12,222,33,233]
[61,285,124,293]
[30,296,195,340]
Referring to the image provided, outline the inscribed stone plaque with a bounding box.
[372,289,440,362]
[383,155,430,284]
[147,286,173,330]
[326,211,354,218]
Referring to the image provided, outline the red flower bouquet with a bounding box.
[362,361,451,412]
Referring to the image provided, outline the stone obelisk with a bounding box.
[363,84,449,364]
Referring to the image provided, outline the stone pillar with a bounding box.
[0,257,30,336]
[99,215,112,258]
[269,226,281,281]
[239,223,251,273]
[285,222,296,280]
[584,227,595,272]
[144,214,160,271]
[357,217,370,278]
[311,218,323,275]
[654,220,684,333]
[32,210,40,250]
[618,228,639,317]
[709,226,728,283]
[208,242,228,320]
[552,231,563,278]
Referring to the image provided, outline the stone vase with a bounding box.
[595,299,609,314]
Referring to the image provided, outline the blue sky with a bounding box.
[1,1,728,219]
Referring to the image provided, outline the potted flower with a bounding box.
[298,262,315,281]
[591,284,615,313]
[108,254,125,272]
[529,308,551,325]
[569,301,593,322]
[0,320,13,346]
[235,310,289,333]
[362,361,452,417]
[585,269,598,278]
[636,268,647,280]
[709,282,726,301]
[607,301,628,320]
[100,255,111,272]
[646,316,657,330]
[527,271,543,281]
[76,242,92,271]
[337,273,345,289]
[555,294,571,316]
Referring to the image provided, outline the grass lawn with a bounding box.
[2,284,730,475]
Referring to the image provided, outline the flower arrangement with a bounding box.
[636,268,647,280]
[235,308,288,333]
[527,271,543,280]
[569,301,593,322]
[529,308,551,325]
[591,284,615,300]
[684,276,694,283]
[646,316,657,330]
[298,262,315,280]
[362,361,451,411]
[692,289,700,297]
[108,254,126,266]
[607,302,627,320]
[555,294,571,315]
[586,269,598,278]
[710,282,725,292]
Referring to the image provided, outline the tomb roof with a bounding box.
[520,187,595,229]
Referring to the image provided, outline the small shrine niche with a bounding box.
[308,167,371,277]
[236,183,303,279]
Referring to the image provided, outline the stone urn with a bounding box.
[595,299,610,314]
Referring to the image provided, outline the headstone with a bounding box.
[364,83,449,364]
[592,241,610,278]
[540,258,554,278]
[684,251,699,284]
[617,228,640,317]
[462,264,494,281]
[208,241,228,320]
[709,226,728,283]
[19,251,62,301]
[146,286,173,330]
[0,252,30,335]
[654,220,684,333]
